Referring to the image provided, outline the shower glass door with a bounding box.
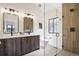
[44,3,62,56]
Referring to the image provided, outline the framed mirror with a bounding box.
[3,13,19,34]
[24,17,33,33]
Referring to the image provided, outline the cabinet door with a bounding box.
[25,37,31,53]
[21,37,35,55]
[15,38,21,56]
[30,36,40,51]
[30,36,35,51]
[35,36,40,49]
[21,37,26,55]
[0,40,5,56]
[4,39,15,56]
[4,38,21,56]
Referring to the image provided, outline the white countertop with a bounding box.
[0,34,39,39]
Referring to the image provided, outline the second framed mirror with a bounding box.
[24,17,33,34]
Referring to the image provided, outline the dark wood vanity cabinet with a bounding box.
[4,39,15,56]
[0,35,40,56]
[21,36,40,55]
[30,36,40,51]
[15,38,21,56]
[21,37,31,55]
[4,38,21,56]
[0,40,5,56]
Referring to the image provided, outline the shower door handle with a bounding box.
[56,33,60,37]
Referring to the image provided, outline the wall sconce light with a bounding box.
[24,13,34,18]
[27,13,31,16]
[24,13,31,16]
[9,8,15,12]
[5,8,19,13]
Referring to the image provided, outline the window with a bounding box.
[49,17,59,33]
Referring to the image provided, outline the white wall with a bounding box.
[0,4,44,41]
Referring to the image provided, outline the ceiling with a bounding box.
[0,3,62,16]
[0,3,43,13]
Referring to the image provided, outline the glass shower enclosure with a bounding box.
[43,3,62,56]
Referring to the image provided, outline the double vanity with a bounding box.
[0,9,40,56]
[0,35,40,56]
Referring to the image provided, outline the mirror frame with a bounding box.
[3,12,19,34]
[23,17,33,33]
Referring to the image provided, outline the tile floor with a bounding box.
[24,45,79,56]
